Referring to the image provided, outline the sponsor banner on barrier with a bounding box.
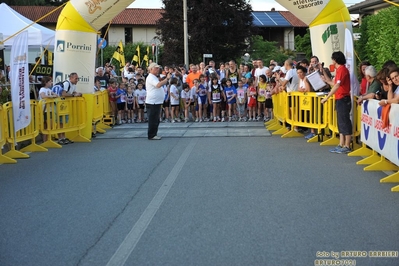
[71,0,136,31]
[54,30,96,94]
[361,100,399,166]
[10,31,30,132]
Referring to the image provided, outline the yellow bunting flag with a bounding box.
[132,45,140,66]
[112,40,125,70]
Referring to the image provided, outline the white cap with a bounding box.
[272,66,281,72]
[280,66,287,74]
[160,74,166,78]
[148,62,161,70]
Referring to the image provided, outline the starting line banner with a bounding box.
[361,99,399,166]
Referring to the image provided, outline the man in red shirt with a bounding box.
[321,51,352,154]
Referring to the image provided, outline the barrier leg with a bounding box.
[281,128,303,138]
[264,118,276,126]
[267,121,283,131]
[307,134,319,143]
[66,129,91,143]
[20,138,48,153]
[97,121,112,130]
[41,139,62,149]
[272,126,289,135]
[380,171,399,183]
[348,144,372,157]
[320,136,340,146]
[0,151,17,163]
[4,144,29,159]
[96,127,106,134]
[391,185,399,192]
[356,151,380,165]
[364,156,399,171]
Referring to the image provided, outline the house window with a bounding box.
[125,28,132,43]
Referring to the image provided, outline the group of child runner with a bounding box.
[105,72,274,125]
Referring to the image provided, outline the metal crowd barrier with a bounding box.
[3,100,47,159]
[38,97,88,148]
[283,92,328,140]
[0,104,17,163]
[92,91,107,134]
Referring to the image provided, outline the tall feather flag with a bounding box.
[142,46,150,67]
[112,40,125,71]
[131,45,140,66]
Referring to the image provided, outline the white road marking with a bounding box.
[106,139,197,266]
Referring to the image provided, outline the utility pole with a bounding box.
[183,0,189,68]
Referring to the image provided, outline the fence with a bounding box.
[266,91,399,193]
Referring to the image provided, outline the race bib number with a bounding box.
[231,77,238,84]
[213,92,220,100]
[237,91,244,98]
[259,89,266,96]
[226,91,234,97]
[199,89,207,96]
[139,96,145,101]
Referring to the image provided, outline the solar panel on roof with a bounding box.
[251,12,292,27]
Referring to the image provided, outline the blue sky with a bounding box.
[128,0,364,11]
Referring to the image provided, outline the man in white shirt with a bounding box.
[62,72,82,97]
[280,59,299,92]
[146,62,172,140]
[254,59,269,87]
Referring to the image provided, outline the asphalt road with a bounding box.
[1,123,399,266]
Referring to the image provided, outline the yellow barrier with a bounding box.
[283,92,328,139]
[3,100,47,159]
[92,91,107,134]
[319,96,340,146]
[0,104,17,163]
[267,91,288,135]
[101,90,115,126]
[38,97,88,148]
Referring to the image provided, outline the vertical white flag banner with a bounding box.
[10,30,30,132]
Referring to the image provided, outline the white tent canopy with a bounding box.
[0,3,55,48]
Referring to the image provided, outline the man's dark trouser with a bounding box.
[146,103,162,139]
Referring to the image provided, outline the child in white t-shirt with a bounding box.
[236,80,247,121]
[169,78,180,122]
[38,76,58,142]
[134,83,146,122]
[181,83,192,122]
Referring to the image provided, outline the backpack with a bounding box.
[52,80,72,97]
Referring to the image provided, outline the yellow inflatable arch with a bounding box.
[53,0,354,93]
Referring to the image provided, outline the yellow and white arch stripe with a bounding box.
[276,0,353,66]
[54,0,135,93]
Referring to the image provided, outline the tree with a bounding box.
[157,0,255,65]
[362,6,399,69]
[294,28,312,59]
[354,15,369,63]
[248,35,291,65]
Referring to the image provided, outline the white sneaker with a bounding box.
[228,117,232,122]
[195,118,199,122]
[171,120,175,123]
[221,117,225,122]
